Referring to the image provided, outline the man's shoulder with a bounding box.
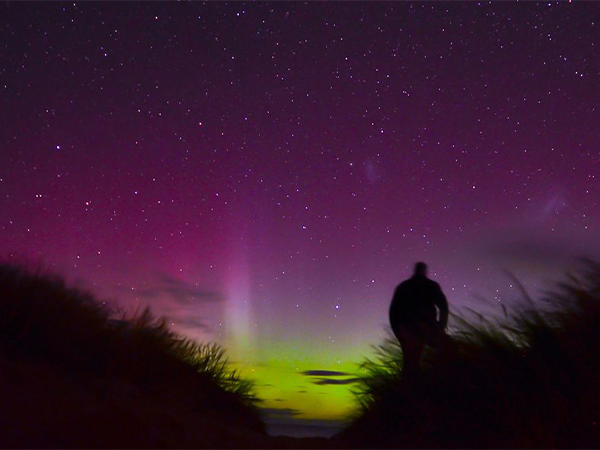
[395,276,441,291]
[424,279,443,292]
[427,279,441,288]
[395,279,413,290]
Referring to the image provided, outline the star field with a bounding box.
[1,2,599,420]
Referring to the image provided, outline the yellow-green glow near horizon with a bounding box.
[233,356,362,421]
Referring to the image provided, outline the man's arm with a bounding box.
[434,284,449,330]
[389,284,405,329]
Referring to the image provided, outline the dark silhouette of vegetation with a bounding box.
[335,259,600,448]
[0,263,266,448]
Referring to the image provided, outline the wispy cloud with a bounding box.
[474,226,599,274]
[260,407,301,420]
[260,407,349,430]
[173,316,211,332]
[312,377,360,385]
[301,369,359,386]
[137,274,222,305]
[113,273,224,337]
[301,370,350,377]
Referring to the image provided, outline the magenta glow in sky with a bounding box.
[1,2,599,421]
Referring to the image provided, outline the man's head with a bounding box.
[414,262,428,277]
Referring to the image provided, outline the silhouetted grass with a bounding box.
[0,262,265,448]
[338,259,600,448]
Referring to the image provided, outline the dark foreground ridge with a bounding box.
[1,261,600,448]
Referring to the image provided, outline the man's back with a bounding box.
[390,275,448,328]
[389,262,449,377]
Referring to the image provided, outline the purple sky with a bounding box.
[1,2,599,420]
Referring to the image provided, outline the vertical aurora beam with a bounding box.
[223,235,256,363]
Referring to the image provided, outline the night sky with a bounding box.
[1,2,599,422]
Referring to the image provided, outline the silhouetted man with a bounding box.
[389,262,449,378]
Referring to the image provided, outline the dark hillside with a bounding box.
[0,264,266,448]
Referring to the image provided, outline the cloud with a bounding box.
[173,316,211,332]
[465,223,600,278]
[301,370,350,377]
[312,377,360,385]
[112,273,225,337]
[260,408,301,420]
[137,274,222,305]
[301,369,359,386]
[260,408,348,429]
